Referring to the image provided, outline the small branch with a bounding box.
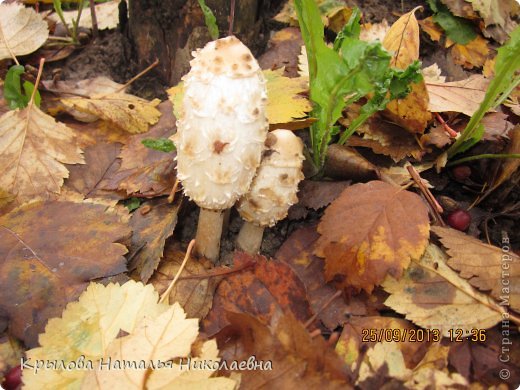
[447,153,520,167]
[159,239,195,303]
[228,0,235,36]
[304,290,342,329]
[167,178,179,203]
[114,59,160,94]
[89,0,99,39]
[29,58,45,107]
[174,259,255,280]
[407,164,446,226]
[434,113,458,138]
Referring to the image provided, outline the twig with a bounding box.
[435,113,458,138]
[156,258,256,280]
[167,178,179,203]
[159,239,195,303]
[304,290,342,329]
[89,0,99,39]
[29,58,45,107]
[407,164,446,226]
[114,59,160,94]
[228,0,236,36]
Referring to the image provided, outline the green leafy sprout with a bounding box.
[427,0,476,45]
[295,0,422,173]
[197,0,219,40]
[4,65,41,110]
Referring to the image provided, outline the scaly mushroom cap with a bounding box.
[175,36,268,210]
[237,129,304,227]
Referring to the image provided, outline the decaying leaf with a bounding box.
[23,281,235,389]
[418,16,443,42]
[426,74,489,116]
[203,252,312,336]
[432,226,520,311]
[315,181,430,293]
[128,198,180,282]
[450,35,490,69]
[0,105,84,206]
[383,244,505,336]
[48,0,121,31]
[61,93,161,134]
[42,76,124,98]
[382,8,432,133]
[466,0,519,43]
[324,144,380,182]
[216,312,352,389]
[0,3,49,60]
[0,199,130,347]
[259,27,304,77]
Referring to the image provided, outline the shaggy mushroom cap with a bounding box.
[237,129,304,227]
[175,36,268,210]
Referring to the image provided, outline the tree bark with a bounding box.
[127,0,275,87]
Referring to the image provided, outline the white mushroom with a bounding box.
[175,36,268,262]
[236,129,305,254]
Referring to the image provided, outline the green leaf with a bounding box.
[125,197,141,212]
[428,0,476,45]
[141,138,176,153]
[197,0,219,40]
[448,25,520,158]
[23,81,41,108]
[4,66,40,110]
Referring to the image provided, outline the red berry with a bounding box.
[2,365,21,390]
[447,209,471,231]
[451,165,471,182]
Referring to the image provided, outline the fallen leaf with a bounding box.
[128,198,180,282]
[324,144,380,181]
[360,20,390,43]
[426,74,489,116]
[42,76,124,97]
[382,8,432,133]
[484,125,520,194]
[203,252,312,336]
[0,104,84,206]
[419,124,452,149]
[315,181,430,293]
[259,27,304,77]
[450,35,490,69]
[418,17,443,42]
[467,0,519,43]
[216,312,353,389]
[0,199,130,347]
[0,3,49,60]
[481,111,514,141]
[432,226,520,311]
[150,243,222,319]
[379,163,434,187]
[103,100,177,197]
[61,93,161,134]
[421,63,446,83]
[0,336,23,373]
[48,0,121,31]
[297,180,351,211]
[383,244,505,336]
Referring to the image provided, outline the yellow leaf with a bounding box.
[167,69,312,129]
[382,8,432,133]
[0,3,49,60]
[0,106,84,205]
[383,244,505,336]
[418,17,443,42]
[450,35,490,69]
[61,93,161,134]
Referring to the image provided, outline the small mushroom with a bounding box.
[236,129,305,254]
[175,36,268,262]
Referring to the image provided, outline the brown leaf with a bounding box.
[103,101,177,197]
[418,17,443,42]
[419,124,452,149]
[258,27,303,77]
[432,226,520,311]
[128,198,180,282]
[450,35,490,69]
[481,112,514,141]
[216,312,353,389]
[324,144,380,181]
[486,126,520,195]
[0,199,130,347]
[315,181,430,293]
[150,243,221,319]
[298,180,351,211]
[382,8,432,133]
[203,252,312,336]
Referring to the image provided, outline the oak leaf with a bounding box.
[61,93,161,134]
[0,3,49,60]
[383,244,505,336]
[432,226,520,311]
[382,8,431,133]
[315,181,429,293]
[0,105,84,206]
[0,199,130,347]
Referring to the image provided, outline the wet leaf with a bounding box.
[0,199,131,347]
[0,3,49,60]
[383,244,505,336]
[0,104,84,206]
[315,181,430,293]
[382,8,432,133]
[61,93,161,134]
[128,198,180,282]
[203,252,312,336]
[432,226,520,311]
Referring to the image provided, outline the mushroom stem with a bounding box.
[194,208,225,262]
[236,221,265,254]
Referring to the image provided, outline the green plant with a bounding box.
[141,138,176,153]
[427,0,476,45]
[53,0,87,44]
[3,65,41,110]
[295,0,421,173]
[197,0,219,40]
[446,25,520,159]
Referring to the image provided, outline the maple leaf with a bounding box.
[23,281,236,389]
[0,199,130,347]
[61,93,161,134]
[382,8,432,133]
[203,252,312,336]
[383,244,505,336]
[432,226,520,311]
[315,181,430,293]
[0,105,84,206]
[0,3,49,61]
